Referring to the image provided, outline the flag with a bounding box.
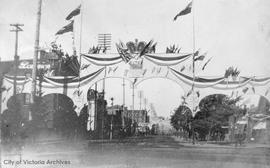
[55,21,74,35]
[186,89,192,97]
[242,87,249,94]
[230,91,234,97]
[196,91,200,98]
[157,67,162,73]
[173,1,192,21]
[113,66,118,72]
[66,5,81,20]
[194,55,205,62]
[140,40,153,56]
[143,69,147,76]
[80,64,90,70]
[116,43,132,63]
[195,52,207,62]
[180,66,185,72]
[194,49,200,57]
[202,57,212,70]
[108,67,113,74]
[252,87,255,93]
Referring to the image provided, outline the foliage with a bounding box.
[191,119,211,140]
[166,44,181,53]
[170,105,192,131]
[88,45,102,54]
[30,96,48,128]
[224,66,240,78]
[193,94,245,140]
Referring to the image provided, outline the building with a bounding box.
[124,109,149,124]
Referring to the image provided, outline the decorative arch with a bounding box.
[1,44,270,117]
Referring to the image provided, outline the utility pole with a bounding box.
[98,33,112,53]
[31,0,42,103]
[138,90,143,110]
[132,82,135,123]
[144,98,147,110]
[10,23,24,96]
[122,78,125,128]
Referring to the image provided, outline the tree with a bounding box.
[193,94,244,141]
[170,106,192,134]
[78,105,89,139]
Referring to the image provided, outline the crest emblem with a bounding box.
[116,39,156,63]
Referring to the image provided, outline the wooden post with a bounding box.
[10,24,24,96]
[122,78,125,128]
[31,0,42,103]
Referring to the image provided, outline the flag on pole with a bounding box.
[66,5,81,20]
[55,21,74,35]
[194,55,205,62]
[242,87,249,94]
[202,57,212,70]
[194,52,207,62]
[116,43,132,63]
[252,87,256,93]
[173,1,192,21]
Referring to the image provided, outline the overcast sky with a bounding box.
[1,0,270,117]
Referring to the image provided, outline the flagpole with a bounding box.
[72,23,76,55]
[122,78,125,128]
[78,0,83,89]
[192,0,196,144]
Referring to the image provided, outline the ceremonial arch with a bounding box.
[1,40,270,117]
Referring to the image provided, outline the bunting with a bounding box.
[170,68,270,90]
[43,67,105,88]
[82,53,123,66]
[170,68,225,88]
[144,53,192,66]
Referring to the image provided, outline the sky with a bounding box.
[1,0,270,117]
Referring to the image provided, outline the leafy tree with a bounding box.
[30,96,48,128]
[193,94,245,141]
[170,105,192,133]
[78,105,89,139]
